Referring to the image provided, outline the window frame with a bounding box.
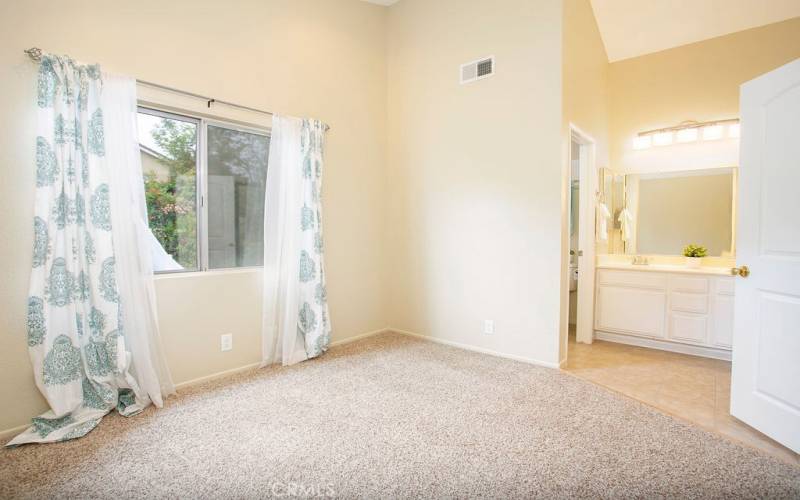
[138,105,271,274]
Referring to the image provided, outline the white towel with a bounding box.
[618,207,634,242]
[596,202,611,242]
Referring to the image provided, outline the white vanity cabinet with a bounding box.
[594,267,735,360]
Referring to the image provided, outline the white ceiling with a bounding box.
[590,0,800,62]
[360,0,399,6]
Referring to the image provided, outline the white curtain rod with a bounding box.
[24,47,331,130]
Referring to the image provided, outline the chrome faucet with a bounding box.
[631,255,649,265]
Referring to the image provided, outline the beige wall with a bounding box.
[385,0,564,366]
[563,0,609,167]
[609,17,800,174]
[0,0,388,432]
[561,0,609,357]
[4,1,797,435]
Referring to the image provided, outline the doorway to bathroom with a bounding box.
[568,139,581,345]
[565,126,597,357]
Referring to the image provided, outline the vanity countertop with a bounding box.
[596,262,733,276]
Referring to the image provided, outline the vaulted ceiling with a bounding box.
[360,0,800,62]
[590,0,800,62]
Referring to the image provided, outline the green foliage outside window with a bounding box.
[144,118,197,268]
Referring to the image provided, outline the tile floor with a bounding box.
[563,331,799,466]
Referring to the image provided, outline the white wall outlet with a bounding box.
[483,320,494,335]
[220,334,233,352]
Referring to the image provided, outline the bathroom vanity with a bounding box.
[594,264,734,360]
[589,165,738,360]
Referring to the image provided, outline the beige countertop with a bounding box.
[596,262,733,276]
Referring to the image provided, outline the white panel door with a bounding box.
[574,132,597,345]
[732,58,800,452]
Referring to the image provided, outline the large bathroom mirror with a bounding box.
[598,167,737,257]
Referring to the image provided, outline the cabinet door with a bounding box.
[712,294,735,348]
[596,286,666,338]
[669,313,709,344]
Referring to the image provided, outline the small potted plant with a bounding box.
[683,244,707,268]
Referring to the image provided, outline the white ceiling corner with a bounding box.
[590,0,800,62]
[360,0,400,6]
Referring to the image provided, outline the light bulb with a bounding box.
[676,128,698,143]
[633,135,651,150]
[702,125,724,140]
[653,131,673,146]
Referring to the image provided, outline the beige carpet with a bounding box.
[1,332,798,499]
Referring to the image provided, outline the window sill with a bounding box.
[153,267,261,281]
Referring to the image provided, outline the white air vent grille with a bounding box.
[460,56,494,84]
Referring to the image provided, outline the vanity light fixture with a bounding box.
[702,124,724,141]
[676,128,698,143]
[633,118,739,150]
[633,135,652,150]
[653,131,673,146]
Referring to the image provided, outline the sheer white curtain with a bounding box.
[103,73,175,406]
[262,116,331,366]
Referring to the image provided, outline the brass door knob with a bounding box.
[731,265,750,278]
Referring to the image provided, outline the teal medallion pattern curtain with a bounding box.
[8,55,145,446]
[262,117,331,366]
[297,119,331,358]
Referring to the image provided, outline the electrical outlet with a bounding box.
[483,320,494,335]
[220,334,233,352]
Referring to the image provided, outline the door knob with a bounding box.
[731,265,750,278]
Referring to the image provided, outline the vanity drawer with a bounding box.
[670,292,708,314]
[669,276,709,294]
[597,270,666,290]
[669,313,708,344]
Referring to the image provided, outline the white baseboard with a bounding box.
[174,327,390,390]
[174,362,263,391]
[330,327,389,347]
[0,423,31,442]
[595,331,732,361]
[391,328,561,369]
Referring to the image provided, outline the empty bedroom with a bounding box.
[0,0,798,497]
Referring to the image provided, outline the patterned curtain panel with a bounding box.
[9,55,146,445]
[262,117,331,366]
[298,120,331,358]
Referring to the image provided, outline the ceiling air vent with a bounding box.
[460,56,495,84]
